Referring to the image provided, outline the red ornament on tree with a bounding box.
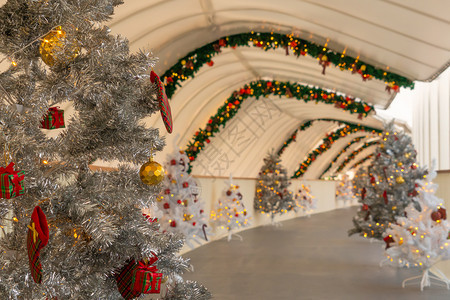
[362,204,369,211]
[170,159,176,165]
[182,182,189,188]
[163,203,170,209]
[164,189,171,194]
[431,211,442,222]
[226,190,232,196]
[383,190,388,204]
[170,220,177,227]
[438,207,447,220]
[206,60,214,67]
[370,176,376,184]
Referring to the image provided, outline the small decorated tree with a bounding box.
[157,150,209,248]
[210,175,251,241]
[295,183,317,216]
[336,174,355,207]
[348,122,427,240]
[383,169,450,291]
[254,151,295,224]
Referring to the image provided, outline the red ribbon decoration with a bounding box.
[0,162,24,196]
[48,107,62,128]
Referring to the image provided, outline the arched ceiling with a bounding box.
[109,0,450,83]
[16,0,444,177]
[103,0,449,178]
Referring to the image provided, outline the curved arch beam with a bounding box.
[319,135,379,178]
[184,79,374,170]
[335,142,380,173]
[277,119,379,157]
[349,154,375,171]
[291,124,382,178]
[160,32,413,100]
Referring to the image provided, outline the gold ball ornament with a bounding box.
[380,144,385,149]
[39,26,80,66]
[396,176,405,184]
[139,157,164,186]
[397,162,403,167]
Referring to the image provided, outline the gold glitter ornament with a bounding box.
[39,26,80,66]
[396,176,405,184]
[139,156,164,186]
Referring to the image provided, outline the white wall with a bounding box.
[179,176,341,254]
[412,68,450,170]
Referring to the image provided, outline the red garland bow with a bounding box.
[48,107,62,128]
[0,162,24,196]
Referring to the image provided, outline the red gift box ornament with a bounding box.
[0,162,25,199]
[182,182,189,188]
[41,107,65,130]
[150,70,173,134]
[115,259,142,300]
[132,255,163,294]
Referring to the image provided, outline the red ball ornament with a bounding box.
[182,182,189,188]
[192,222,196,226]
[170,159,176,165]
[170,220,177,227]
[206,60,214,67]
[235,213,239,217]
[200,209,204,214]
[370,177,376,184]
[362,204,369,211]
[431,211,442,222]
[226,190,232,196]
[163,203,170,209]
[411,164,417,170]
[164,189,171,194]
[177,200,182,204]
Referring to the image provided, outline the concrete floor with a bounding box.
[183,207,450,300]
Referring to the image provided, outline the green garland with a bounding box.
[291,124,382,178]
[350,154,375,170]
[185,79,374,171]
[319,136,367,178]
[277,119,379,156]
[335,141,380,173]
[162,32,414,99]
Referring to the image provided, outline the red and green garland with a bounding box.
[292,124,382,178]
[319,135,379,178]
[335,141,380,173]
[162,32,414,99]
[350,154,375,170]
[277,120,379,156]
[185,80,374,170]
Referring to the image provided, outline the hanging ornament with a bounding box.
[0,162,25,199]
[431,211,442,222]
[150,70,173,133]
[383,235,394,249]
[318,54,330,75]
[27,206,49,284]
[383,190,388,204]
[140,154,164,186]
[438,207,447,220]
[396,176,405,184]
[41,107,65,130]
[39,26,80,66]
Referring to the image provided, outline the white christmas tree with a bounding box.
[157,150,209,248]
[336,174,355,207]
[383,169,450,291]
[210,175,251,241]
[294,183,317,217]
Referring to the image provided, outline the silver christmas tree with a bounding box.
[0,0,210,299]
[348,121,427,240]
[254,151,294,223]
